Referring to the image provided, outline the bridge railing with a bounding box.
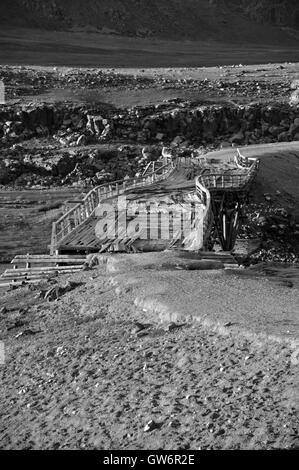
[198,173,246,190]
[198,158,259,191]
[142,160,168,177]
[234,148,260,170]
[194,153,258,246]
[175,156,205,168]
[50,160,175,253]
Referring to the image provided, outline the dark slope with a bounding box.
[0,0,298,43]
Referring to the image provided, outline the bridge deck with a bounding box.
[52,150,259,254]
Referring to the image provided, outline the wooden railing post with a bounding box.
[50,222,57,254]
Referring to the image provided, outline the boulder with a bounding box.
[230,131,244,144]
[290,90,299,106]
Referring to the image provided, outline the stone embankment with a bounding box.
[1,102,299,148]
[1,101,299,187]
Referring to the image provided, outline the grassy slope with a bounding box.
[0,0,297,43]
[0,189,83,263]
[0,0,298,67]
[0,28,299,67]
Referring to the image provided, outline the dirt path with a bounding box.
[0,254,298,449]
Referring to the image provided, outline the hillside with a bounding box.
[0,0,298,43]
[239,0,299,29]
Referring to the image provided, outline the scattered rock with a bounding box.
[223,322,234,327]
[84,254,100,269]
[167,322,186,332]
[15,329,41,338]
[0,306,8,315]
[131,321,152,335]
[44,281,83,301]
[144,420,158,432]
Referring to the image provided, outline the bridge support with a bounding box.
[210,191,247,252]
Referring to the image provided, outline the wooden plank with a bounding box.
[11,258,85,265]
[3,271,83,279]
[2,272,81,280]
[2,273,82,281]
[64,228,97,247]
[0,279,44,288]
[9,264,84,270]
[3,274,55,280]
[1,268,82,277]
[4,266,83,275]
[61,219,96,245]
[12,254,86,260]
[57,244,100,252]
[79,228,99,245]
[177,251,238,264]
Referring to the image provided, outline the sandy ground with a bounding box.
[0,253,298,450]
[107,253,299,341]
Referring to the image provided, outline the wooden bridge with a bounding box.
[50,149,259,255]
